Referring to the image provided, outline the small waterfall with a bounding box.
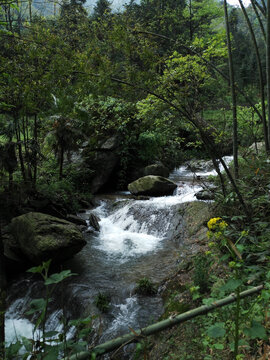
[5,156,233,351]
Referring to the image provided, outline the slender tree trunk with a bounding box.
[224,0,238,178]
[33,115,38,186]
[0,226,6,359]
[239,0,269,152]
[211,157,226,196]
[189,0,193,41]
[59,145,64,180]
[28,0,32,22]
[251,0,266,41]
[267,0,270,146]
[253,0,266,16]
[7,4,13,32]
[15,126,26,183]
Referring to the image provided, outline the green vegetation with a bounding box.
[135,277,157,296]
[1,0,270,358]
[4,260,94,359]
[94,292,111,313]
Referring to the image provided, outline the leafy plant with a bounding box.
[94,292,111,313]
[193,253,211,294]
[135,277,157,296]
[4,260,95,359]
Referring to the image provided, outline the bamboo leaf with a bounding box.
[207,322,226,338]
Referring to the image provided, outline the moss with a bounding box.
[161,297,190,320]
[184,201,213,237]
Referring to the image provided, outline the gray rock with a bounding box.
[144,163,170,178]
[9,212,86,264]
[187,159,213,172]
[248,142,265,155]
[89,213,100,231]
[66,214,87,226]
[100,136,118,150]
[128,176,177,197]
[195,190,215,200]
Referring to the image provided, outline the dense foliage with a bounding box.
[1,0,270,358]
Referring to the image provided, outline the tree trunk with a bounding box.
[267,0,270,146]
[0,226,6,359]
[15,127,27,183]
[33,114,38,186]
[250,0,266,41]
[59,145,64,180]
[224,0,238,178]
[239,0,269,153]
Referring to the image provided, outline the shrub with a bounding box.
[135,277,157,296]
[94,292,111,313]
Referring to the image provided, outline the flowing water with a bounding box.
[5,157,233,352]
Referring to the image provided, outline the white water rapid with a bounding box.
[5,156,233,353]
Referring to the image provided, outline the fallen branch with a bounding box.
[62,284,263,360]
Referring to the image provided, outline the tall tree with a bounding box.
[92,0,112,19]
[224,0,239,178]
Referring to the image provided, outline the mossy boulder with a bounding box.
[9,212,86,264]
[128,175,177,196]
[144,163,170,178]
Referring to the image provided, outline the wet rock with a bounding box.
[195,190,215,201]
[144,163,170,178]
[89,213,100,231]
[247,141,265,155]
[186,159,213,173]
[28,198,67,219]
[66,214,87,226]
[128,176,177,197]
[87,136,120,194]
[79,199,91,209]
[9,212,86,264]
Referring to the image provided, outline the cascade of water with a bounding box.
[5,156,233,349]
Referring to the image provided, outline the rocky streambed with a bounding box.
[4,158,231,356]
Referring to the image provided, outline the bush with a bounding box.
[135,277,157,296]
[94,292,110,313]
[193,254,211,294]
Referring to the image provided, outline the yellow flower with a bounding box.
[207,217,228,231]
[207,217,222,230]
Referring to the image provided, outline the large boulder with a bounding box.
[85,136,120,194]
[8,212,86,264]
[128,176,177,197]
[195,189,215,201]
[144,163,170,178]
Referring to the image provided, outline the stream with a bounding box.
[5,156,233,354]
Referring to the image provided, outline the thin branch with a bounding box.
[250,0,266,41]
[62,285,264,360]
[134,30,264,125]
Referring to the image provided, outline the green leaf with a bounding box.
[44,331,59,338]
[43,345,60,360]
[21,336,33,352]
[27,265,43,274]
[207,323,226,338]
[44,270,77,285]
[244,321,267,339]
[220,279,242,292]
[213,343,224,350]
[26,298,46,315]
[6,341,22,356]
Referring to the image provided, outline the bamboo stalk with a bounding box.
[62,285,263,360]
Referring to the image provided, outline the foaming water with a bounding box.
[6,156,232,350]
